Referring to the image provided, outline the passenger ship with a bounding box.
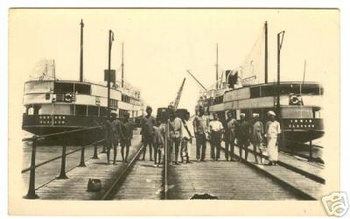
[196,22,324,144]
[199,81,324,143]
[22,61,143,145]
[22,20,144,145]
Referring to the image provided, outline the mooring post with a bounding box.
[92,143,99,159]
[78,145,86,167]
[24,136,39,199]
[56,133,68,179]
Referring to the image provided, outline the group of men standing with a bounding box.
[237,110,281,165]
[105,105,281,167]
[104,110,134,165]
[139,106,193,166]
[193,106,281,165]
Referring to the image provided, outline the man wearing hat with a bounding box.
[265,110,281,165]
[236,113,251,161]
[251,113,265,164]
[105,110,123,164]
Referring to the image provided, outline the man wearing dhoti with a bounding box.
[265,111,281,166]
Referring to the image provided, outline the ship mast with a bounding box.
[264,21,268,84]
[121,42,124,88]
[53,60,56,79]
[107,30,114,118]
[216,43,219,89]
[277,31,285,116]
[301,59,307,94]
[80,19,84,82]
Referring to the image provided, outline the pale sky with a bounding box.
[9,9,339,115]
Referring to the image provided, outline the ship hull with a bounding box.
[22,114,105,146]
[281,118,324,143]
[282,130,324,143]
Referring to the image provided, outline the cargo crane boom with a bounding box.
[186,70,207,91]
[172,78,186,110]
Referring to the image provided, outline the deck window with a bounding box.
[251,83,323,98]
[301,84,324,95]
[75,105,87,116]
[26,105,42,115]
[100,107,108,118]
[75,83,91,95]
[109,99,118,108]
[260,85,276,97]
[313,108,322,118]
[250,86,261,98]
[88,106,99,116]
[54,82,73,94]
[122,95,131,103]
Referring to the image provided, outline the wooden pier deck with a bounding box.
[34,135,142,200]
[22,134,325,201]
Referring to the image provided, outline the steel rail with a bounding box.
[220,144,324,184]
[232,152,316,200]
[246,146,324,184]
[100,143,144,200]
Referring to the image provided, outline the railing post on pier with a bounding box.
[24,136,39,199]
[56,134,68,179]
[92,144,99,159]
[78,146,86,167]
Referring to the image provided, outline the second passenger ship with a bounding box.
[195,22,324,145]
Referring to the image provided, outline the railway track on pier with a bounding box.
[99,141,325,201]
[100,146,165,200]
[26,135,324,200]
[226,143,325,200]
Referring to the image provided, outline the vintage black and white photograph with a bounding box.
[8,8,340,216]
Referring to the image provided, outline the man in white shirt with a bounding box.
[169,110,183,165]
[209,113,224,161]
[181,112,193,163]
[265,110,281,166]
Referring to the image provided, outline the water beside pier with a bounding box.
[21,130,105,191]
